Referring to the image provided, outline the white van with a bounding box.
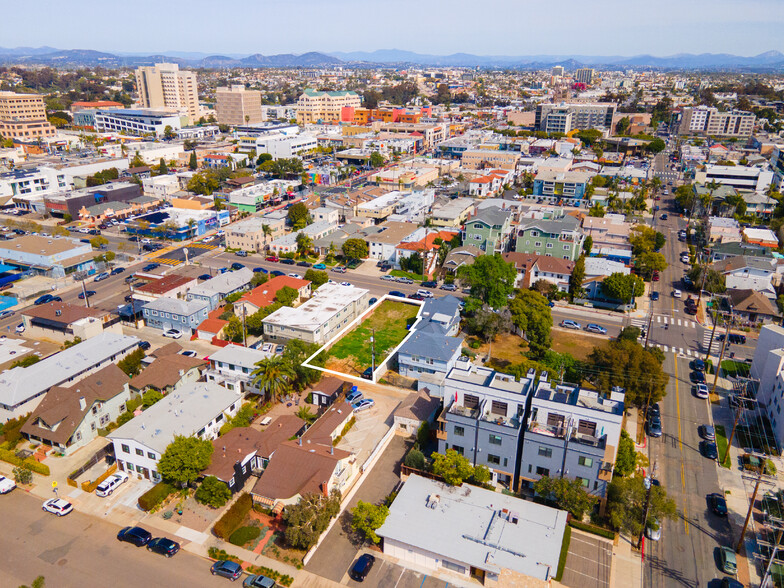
[95,472,129,497]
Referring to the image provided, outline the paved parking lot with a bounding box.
[345,555,448,588]
[560,530,612,588]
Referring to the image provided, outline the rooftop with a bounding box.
[263,284,367,331]
[188,268,253,298]
[208,344,267,370]
[135,274,196,295]
[143,297,208,317]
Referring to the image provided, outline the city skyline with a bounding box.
[2,0,782,57]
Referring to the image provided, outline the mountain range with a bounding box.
[0,46,782,70]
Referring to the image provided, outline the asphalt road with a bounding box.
[0,490,230,588]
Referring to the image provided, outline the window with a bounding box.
[452,445,464,456]
[546,243,553,249]
[75,431,82,441]
[148,452,156,460]
[491,400,507,416]
[538,446,553,458]
[100,414,109,426]
[443,560,466,574]
[578,456,594,467]
[454,426,465,437]
[463,394,479,409]
[576,477,590,488]
[535,241,542,247]
[121,444,130,454]
[536,466,550,477]
[578,420,597,436]
[91,406,98,415]
[135,448,144,457]
[487,454,501,465]
[91,423,97,431]
[547,413,565,428]
[489,434,502,446]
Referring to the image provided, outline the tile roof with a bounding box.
[135,274,196,295]
[238,275,311,309]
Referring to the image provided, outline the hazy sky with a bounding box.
[2,0,782,56]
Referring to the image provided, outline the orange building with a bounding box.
[341,107,426,125]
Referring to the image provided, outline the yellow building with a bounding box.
[0,91,56,140]
[135,63,199,123]
[296,89,360,125]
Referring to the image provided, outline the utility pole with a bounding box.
[80,277,90,309]
[370,328,376,374]
[638,463,657,553]
[241,305,247,347]
[711,303,733,397]
[725,403,745,467]
[737,468,768,553]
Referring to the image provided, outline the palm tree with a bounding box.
[251,356,295,404]
[262,224,272,251]
[296,232,313,259]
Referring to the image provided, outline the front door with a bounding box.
[470,567,485,584]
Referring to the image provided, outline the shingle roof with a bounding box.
[467,206,511,228]
[129,354,207,391]
[188,268,253,298]
[142,297,208,316]
[399,331,462,362]
[21,301,104,323]
[728,289,779,316]
[394,389,442,422]
[518,215,580,234]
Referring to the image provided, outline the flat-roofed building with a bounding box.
[225,217,286,251]
[21,301,123,343]
[461,150,520,171]
[216,85,263,126]
[0,91,56,140]
[135,63,199,123]
[94,108,183,137]
[0,235,94,278]
[535,103,615,134]
[296,89,361,125]
[677,106,755,138]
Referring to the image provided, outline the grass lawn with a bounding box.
[390,269,426,282]
[551,330,599,361]
[320,300,419,374]
[720,360,750,378]
[715,424,730,468]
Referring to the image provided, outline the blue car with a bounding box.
[252,267,268,274]
[142,263,159,272]
[388,290,406,298]
[211,559,243,580]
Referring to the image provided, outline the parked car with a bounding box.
[647,417,663,438]
[396,277,414,284]
[33,294,57,305]
[368,297,378,305]
[650,291,659,301]
[695,384,709,399]
[346,388,363,403]
[271,270,285,277]
[297,261,311,267]
[162,329,183,339]
[265,256,279,263]
[585,324,607,335]
[280,259,296,266]
[252,267,267,274]
[349,554,376,582]
[708,493,728,516]
[93,271,110,282]
[408,293,425,301]
[691,371,706,384]
[720,579,743,588]
[231,263,245,271]
[718,546,737,575]
[0,474,17,494]
[138,341,151,350]
[198,274,212,281]
[416,289,434,298]
[645,519,661,541]
[0,310,14,320]
[389,290,406,298]
[78,290,96,299]
[692,358,705,372]
[142,263,159,272]
[699,425,715,441]
[117,526,152,546]
[421,281,438,288]
[211,559,243,581]
[700,440,718,460]
[180,350,198,358]
[15,323,25,334]
[649,403,661,419]
[381,275,396,281]
[235,250,248,257]
[652,271,660,281]
[672,289,682,298]
[147,537,180,557]
[43,498,73,516]
[96,472,129,497]
[110,267,125,275]
[275,345,284,354]
[440,283,457,291]
[560,320,581,330]
[243,574,276,588]
[352,398,375,412]
[313,263,326,270]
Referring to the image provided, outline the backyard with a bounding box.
[318,300,420,376]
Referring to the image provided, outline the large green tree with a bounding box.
[613,430,638,477]
[304,269,329,290]
[287,202,311,230]
[296,232,313,258]
[195,475,232,508]
[569,254,586,301]
[369,151,385,168]
[508,290,553,359]
[431,449,475,486]
[283,491,341,550]
[251,355,295,403]
[342,238,369,260]
[282,339,323,392]
[588,339,669,407]
[629,226,666,255]
[607,476,677,543]
[601,273,645,304]
[466,305,512,342]
[636,251,668,277]
[351,501,390,544]
[686,265,726,294]
[533,476,598,519]
[457,254,516,308]
[157,436,213,487]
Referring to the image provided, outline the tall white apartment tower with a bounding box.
[135,63,199,123]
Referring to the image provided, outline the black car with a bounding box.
[33,294,56,305]
[198,274,212,281]
[708,493,728,516]
[110,267,125,275]
[691,371,706,384]
[147,537,180,557]
[692,358,705,372]
[231,263,245,271]
[78,290,96,299]
[137,341,151,350]
[389,290,406,298]
[421,281,438,288]
[142,263,159,272]
[297,261,312,267]
[271,270,285,277]
[648,403,661,419]
[349,554,376,582]
[280,258,296,265]
[117,526,152,547]
[124,275,136,283]
[700,440,718,460]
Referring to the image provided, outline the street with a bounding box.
[0,490,229,587]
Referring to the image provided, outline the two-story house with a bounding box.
[205,344,267,395]
[533,170,591,204]
[186,268,254,311]
[711,255,782,299]
[141,297,210,334]
[520,377,625,501]
[436,362,535,489]
[463,206,514,254]
[515,215,583,261]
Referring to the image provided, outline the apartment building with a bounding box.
[0,91,56,140]
[574,68,596,85]
[515,216,584,261]
[94,109,183,137]
[205,344,268,394]
[535,103,615,133]
[296,89,361,125]
[463,206,514,254]
[135,63,199,123]
[694,165,774,192]
[216,85,263,126]
[436,362,535,488]
[520,378,625,500]
[676,106,756,138]
[533,170,591,202]
[461,150,520,171]
[225,217,286,251]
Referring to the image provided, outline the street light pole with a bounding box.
[370,328,376,374]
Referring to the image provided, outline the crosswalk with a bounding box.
[647,343,701,357]
[152,257,183,267]
[629,315,698,330]
[702,329,722,354]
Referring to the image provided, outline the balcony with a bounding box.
[598,461,614,482]
[436,428,447,441]
[480,412,522,429]
[448,404,480,419]
[528,421,566,439]
[570,430,606,449]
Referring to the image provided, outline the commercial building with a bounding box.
[94,108,183,137]
[109,382,243,482]
[135,63,199,123]
[574,68,596,85]
[0,332,140,422]
[0,235,94,278]
[262,283,371,345]
[296,89,361,125]
[436,362,534,487]
[694,165,774,192]
[520,377,625,500]
[676,106,756,138]
[377,475,567,586]
[43,181,142,219]
[0,91,56,140]
[215,85,263,126]
[253,132,318,159]
[460,150,520,171]
[535,103,616,134]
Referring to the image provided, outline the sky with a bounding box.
[2,0,783,57]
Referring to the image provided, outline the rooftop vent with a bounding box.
[55,310,61,316]
[426,494,440,509]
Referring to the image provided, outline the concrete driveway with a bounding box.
[306,435,411,582]
[560,529,612,588]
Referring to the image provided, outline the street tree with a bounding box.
[636,251,668,277]
[569,254,586,302]
[283,490,341,550]
[588,339,669,407]
[508,290,553,359]
[351,501,390,544]
[606,476,677,542]
[686,265,726,294]
[157,435,213,487]
[601,273,645,304]
[457,254,516,309]
[629,226,665,255]
[342,238,369,260]
[533,476,598,519]
[613,430,638,477]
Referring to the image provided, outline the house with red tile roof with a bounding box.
[234,275,311,317]
[396,230,460,277]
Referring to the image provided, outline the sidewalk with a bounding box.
[552,302,625,323]
[609,536,642,588]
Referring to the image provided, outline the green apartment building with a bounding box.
[463,206,514,254]
[515,215,584,261]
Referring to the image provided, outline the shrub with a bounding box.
[116,411,134,426]
[404,448,425,470]
[555,525,572,581]
[305,393,313,404]
[229,525,261,546]
[13,465,32,485]
[214,492,253,540]
[0,414,30,448]
[568,519,616,540]
[0,448,49,475]
[416,422,430,448]
[138,482,174,512]
[207,546,241,564]
[246,565,294,587]
[195,476,232,508]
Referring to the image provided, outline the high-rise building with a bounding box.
[574,68,596,85]
[676,106,755,138]
[296,89,361,125]
[535,103,615,134]
[215,85,263,126]
[134,63,199,123]
[0,91,56,140]
[551,66,565,77]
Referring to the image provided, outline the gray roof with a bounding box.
[208,344,266,370]
[108,381,242,454]
[466,205,511,228]
[420,295,462,331]
[399,331,462,362]
[711,241,772,258]
[143,297,208,316]
[518,215,580,234]
[188,267,253,298]
[0,332,140,409]
[377,474,567,580]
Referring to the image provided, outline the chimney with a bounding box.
[79,396,86,411]
[330,446,334,455]
[298,438,302,446]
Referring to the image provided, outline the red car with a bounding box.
[265,256,279,262]
[652,272,660,282]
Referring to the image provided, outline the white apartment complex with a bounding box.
[677,106,756,138]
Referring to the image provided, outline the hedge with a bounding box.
[0,448,50,475]
[229,525,261,546]
[555,525,572,581]
[138,482,175,511]
[81,464,117,493]
[246,565,294,587]
[214,492,253,540]
[569,520,616,540]
[207,546,241,564]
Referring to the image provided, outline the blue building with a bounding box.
[532,170,590,203]
[125,208,231,241]
[142,298,209,333]
[187,268,253,311]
